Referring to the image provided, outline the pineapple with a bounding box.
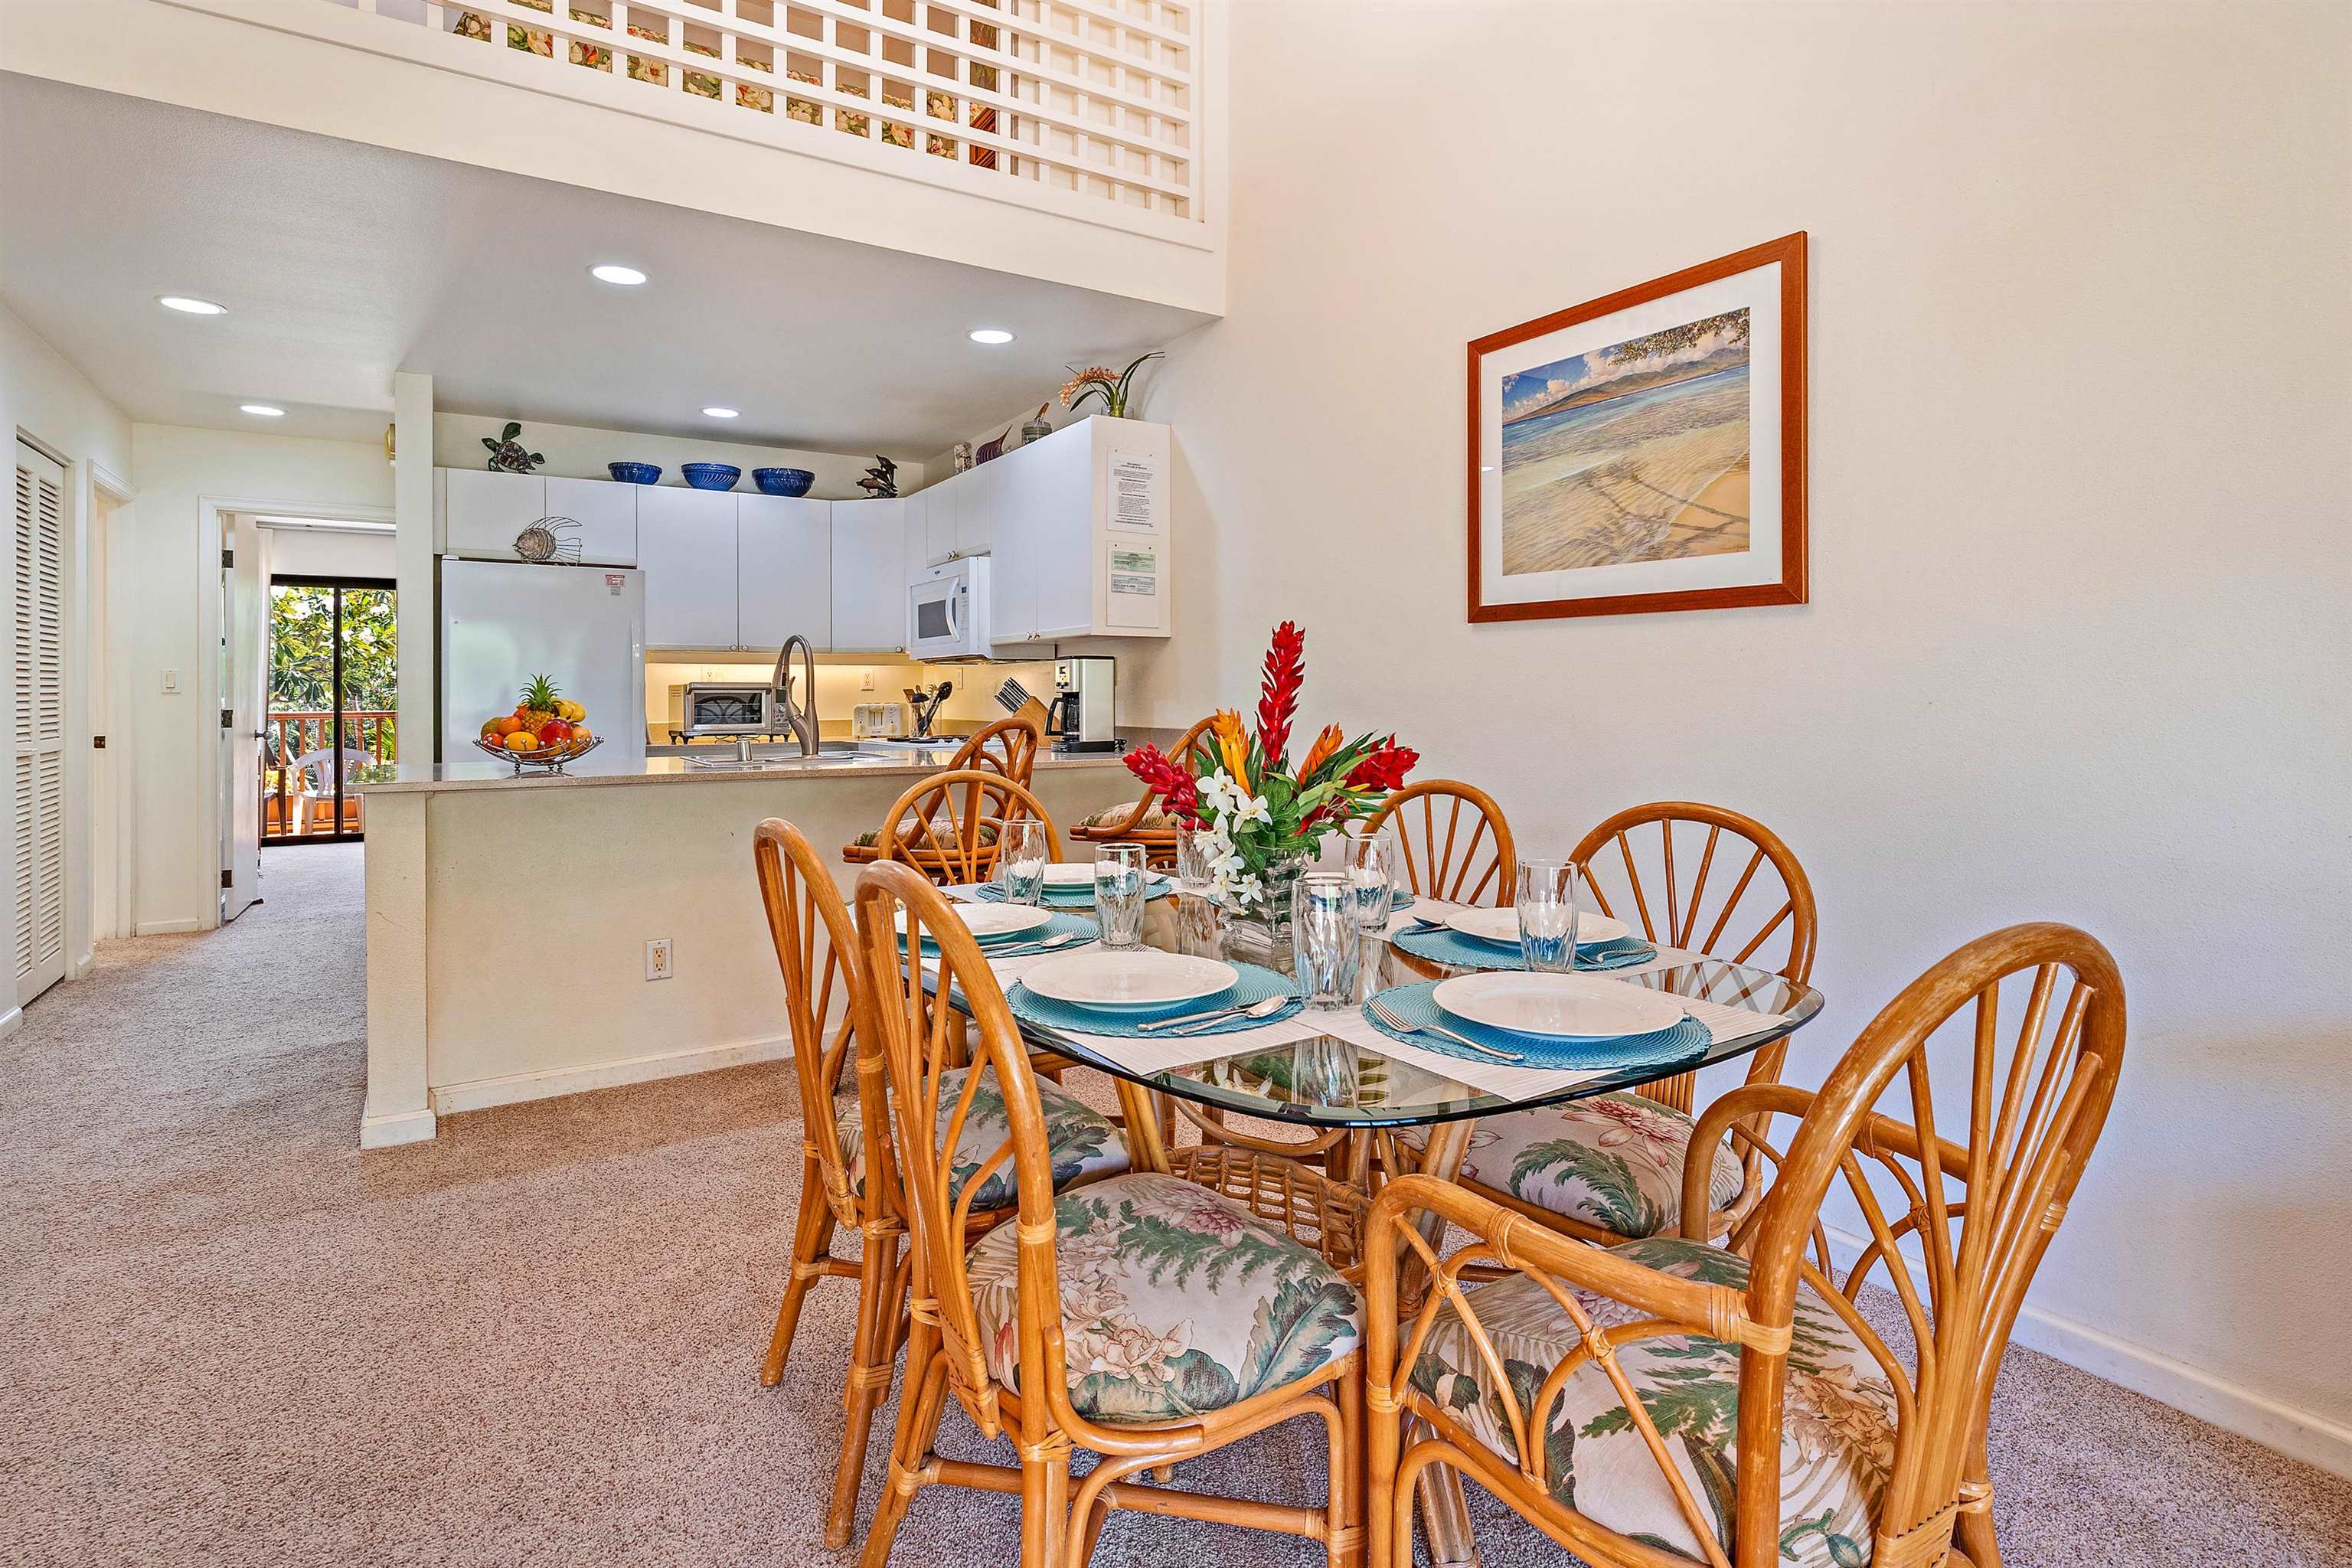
[516,673,561,737]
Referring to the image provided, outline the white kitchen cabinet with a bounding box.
[638,486,740,648]
[737,496,833,651]
[955,456,998,560]
[923,484,960,566]
[831,497,906,653]
[442,469,547,559]
[982,416,1169,645]
[544,475,638,565]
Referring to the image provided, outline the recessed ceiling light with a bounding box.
[590,263,648,286]
[159,296,227,315]
[702,407,740,419]
[968,328,1016,345]
[240,404,287,418]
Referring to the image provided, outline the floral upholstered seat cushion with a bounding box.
[1409,1092,1745,1238]
[1410,1236,1895,1567]
[832,1068,1125,1212]
[967,1171,1361,1423]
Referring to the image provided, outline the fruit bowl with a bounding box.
[474,734,603,774]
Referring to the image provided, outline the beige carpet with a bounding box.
[5,843,2348,1567]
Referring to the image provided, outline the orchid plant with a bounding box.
[1123,622,1416,911]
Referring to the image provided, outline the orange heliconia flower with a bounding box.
[1210,708,1251,785]
[1297,723,1344,779]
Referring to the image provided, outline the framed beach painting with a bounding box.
[1467,232,1807,622]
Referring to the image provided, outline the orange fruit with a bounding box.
[569,727,593,750]
[503,731,538,753]
[491,715,522,737]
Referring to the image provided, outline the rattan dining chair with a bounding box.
[1362,779,1517,907]
[1416,802,1818,1248]
[842,714,1044,868]
[851,861,1368,1568]
[1367,922,2126,1568]
[1067,714,1214,867]
[871,769,1063,887]
[751,818,1126,1549]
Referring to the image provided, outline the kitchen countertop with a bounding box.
[354,742,1144,795]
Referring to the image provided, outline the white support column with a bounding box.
[391,371,434,768]
[360,789,434,1147]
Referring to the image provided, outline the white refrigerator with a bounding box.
[439,559,647,766]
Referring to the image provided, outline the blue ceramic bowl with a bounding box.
[752,467,815,498]
[680,463,742,492]
[607,462,662,485]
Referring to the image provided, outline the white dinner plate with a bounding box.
[1042,861,1165,888]
[1432,971,1684,1040]
[1442,905,1630,948]
[894,903,1053,942]
[1020,950,1238,1014]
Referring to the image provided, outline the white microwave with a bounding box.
[907,556,992,661]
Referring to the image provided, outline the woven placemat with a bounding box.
[1390,926,1656,973]
[902,909,1098,956]
[1361,979,1709,1070]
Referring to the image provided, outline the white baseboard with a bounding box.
[134,918,204,936]
[1821,1224,2352,1481]
[358,1106,439,1148]
[0,1005,21,1040]
[426,1031,792,1117]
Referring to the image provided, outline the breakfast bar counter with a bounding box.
[355,746,1142,1149]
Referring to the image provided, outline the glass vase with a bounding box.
[1217,849,1311,975]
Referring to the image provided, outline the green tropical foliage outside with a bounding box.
[268,585,397,762]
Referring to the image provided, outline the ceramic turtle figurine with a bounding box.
[482,421,545,475]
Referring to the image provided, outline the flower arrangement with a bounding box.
[1060,351,1163,420]
[1122,622,1416,911]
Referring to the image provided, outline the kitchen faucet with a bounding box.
[772,634,821,758]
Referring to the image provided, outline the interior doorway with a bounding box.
[263,576,397,847]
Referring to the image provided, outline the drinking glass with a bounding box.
[1516,858,1583,973]
[1094,842,1149,949]
[1174,822,1213,893]
[1290,871,1362,1009]
[1344,831,1393,936]
[995,818,1048,906]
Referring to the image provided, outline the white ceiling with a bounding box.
[0,77,1211,455]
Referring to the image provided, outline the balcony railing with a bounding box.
[321,0,1200,230]
[263,710,396,840]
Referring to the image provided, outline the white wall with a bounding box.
[1144,1,2352,1467]
[432,414,924,498]
[124,424,394,932]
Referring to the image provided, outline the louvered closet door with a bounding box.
[12,443,66,1001]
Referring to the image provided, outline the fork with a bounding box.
[1365,995,1521,1062]
[985,930,1086,959]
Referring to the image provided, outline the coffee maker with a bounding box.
[1046,657,1118,753]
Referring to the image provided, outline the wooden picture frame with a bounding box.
[1467,232,1808,622]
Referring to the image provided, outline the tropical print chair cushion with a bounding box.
[832,1069,1125,1212]
[1409,1092,1746,1238]
[1410,1236,1896,1567]
[967,1171,1361,1424]
[1078,805,1171,831]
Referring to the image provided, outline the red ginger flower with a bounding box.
[1254,620,1306,766]
[1344,737,1418,793]
[1122,743,1203,825]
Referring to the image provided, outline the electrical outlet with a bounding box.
[860,670,875,690]
[645,938,674,981]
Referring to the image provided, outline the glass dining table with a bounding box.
[960,886,1824,1568]
[997,890,1823,1148]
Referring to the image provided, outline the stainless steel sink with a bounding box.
[685,753,864,771]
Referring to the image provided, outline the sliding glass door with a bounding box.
[264,577,397,844]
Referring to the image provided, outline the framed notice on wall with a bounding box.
[1467,232,1808,622]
